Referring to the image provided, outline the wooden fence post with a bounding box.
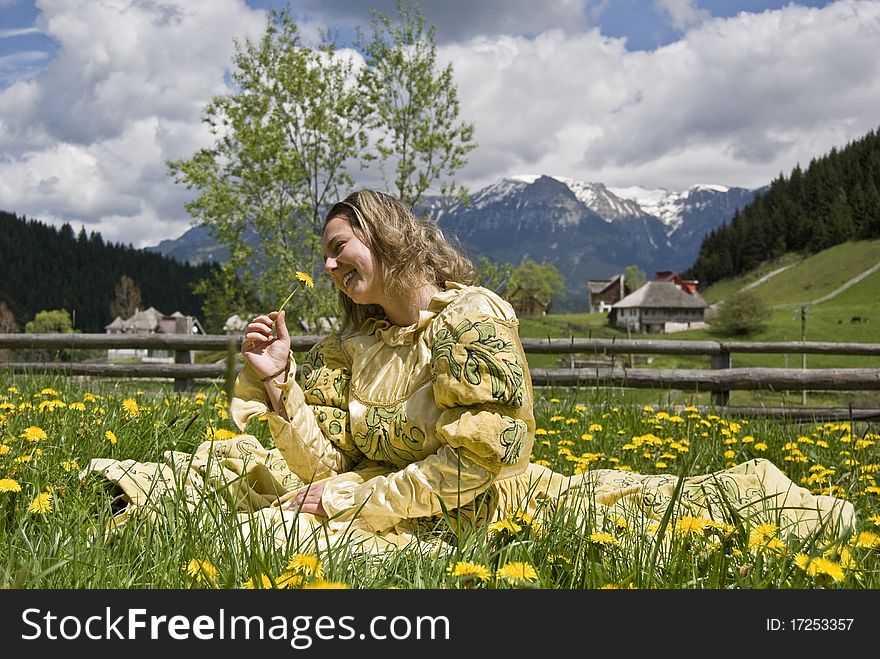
[710,349,731,406]
[173,317,193,392]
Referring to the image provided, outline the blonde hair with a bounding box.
[325,189,476,334]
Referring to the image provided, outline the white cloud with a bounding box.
[652,0,711,32]
[0,0,267,245]
[444,0,880,191]
[2,0,879,248]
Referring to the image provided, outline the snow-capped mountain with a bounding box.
[148,174,760,310]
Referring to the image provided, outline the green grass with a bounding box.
[1,374,878,589]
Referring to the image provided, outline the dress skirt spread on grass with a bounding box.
[81,284,856,556]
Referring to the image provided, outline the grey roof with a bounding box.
[588,275,622,295]
[612,281,707,309]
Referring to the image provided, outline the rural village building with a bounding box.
[587,274,626,312]
[105,307,204,362]
[609,275,708,334]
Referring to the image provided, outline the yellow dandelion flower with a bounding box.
[104,430,117,445]
[673,517,706,536]
[750,523,779,544]
[295,271,315,288]
[122,398,139,416]
[588,531,621,546]
[61,460,80,472]
[21,426,47,442]
[286,554,323,578]
[39,388,60,396]
[723,450,736,460]
[241,574,275,589]
[0,478,22,493]
[447,561,491,582]
[549,398,560,403]
[588,423,603,432]
[854,531,880,549]
[488,518,523,536]
[206,427,238,441]
[753,442,768,452]
[186,559,218,584]
[69,402,86,411]
[303,580,349,589]
[496,561,538,584]
[28,491,52,514]
[795,555,845,582]
[0,444,9,456]
[275,571,305,589]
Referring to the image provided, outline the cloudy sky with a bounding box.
[1,0,878,248]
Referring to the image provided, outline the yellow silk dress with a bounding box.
[83,283,855,554]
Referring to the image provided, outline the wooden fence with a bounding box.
[2,333,880,420]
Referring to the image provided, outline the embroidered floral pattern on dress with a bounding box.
[430,318,525,407]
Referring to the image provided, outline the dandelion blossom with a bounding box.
[241,574,275,589]
[286,553,323,579]
[275,571,305,589]
[0,478,22,493]
[487,519,522,536]
[497,561,538,584]
[854,531,880,549]
[105,430,118,445]
[588,532,621,546]
[276,272,315,318]
[21,426,47,442]
[29,491,52,514]
[447,561,491,582]
[186,559,218,585]
[122,399,140,417]
[303,580,349,589]
[795,555,845,582]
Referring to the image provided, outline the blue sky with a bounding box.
[1,0,876,247]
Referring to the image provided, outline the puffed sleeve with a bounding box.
[230,335,362,482]
[321,294,534,533]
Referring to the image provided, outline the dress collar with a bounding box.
[359,282,466,346]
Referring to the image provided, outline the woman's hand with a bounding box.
[287,481,327,517]
[241,310,291,381]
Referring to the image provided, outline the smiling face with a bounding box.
[322,214,384,307]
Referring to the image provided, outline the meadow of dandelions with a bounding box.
[1,375,878,589]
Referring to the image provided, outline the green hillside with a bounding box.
[518,240,880,407]
[701,239,880,306]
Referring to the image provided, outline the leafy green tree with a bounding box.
[357,1,476,208]
[474,255,512,296]
[169,5,476,329]
[25,309,75,334]
[168,9,370,330]
[623,264,646,294]
[505,260,566,316]
[709,289,769,336]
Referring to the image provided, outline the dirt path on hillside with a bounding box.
[740,265,794,292]
[771,260,880,309]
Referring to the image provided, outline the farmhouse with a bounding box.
[587,274,625,312]
[609,280,708,333]
[105,307,204,362]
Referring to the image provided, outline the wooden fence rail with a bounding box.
[2,334,880,419]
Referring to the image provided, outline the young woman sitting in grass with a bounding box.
[84,190,856,556]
